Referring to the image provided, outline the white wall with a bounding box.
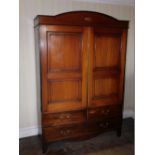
[19,0,134,138]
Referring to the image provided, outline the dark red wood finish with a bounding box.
[34,11,128,153]
[34,11,128,28]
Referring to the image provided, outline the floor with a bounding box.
[19,118,134,155]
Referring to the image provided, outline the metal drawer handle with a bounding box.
[102,109,110,114]
[99,123,104,127]
[66,129,70,134]
[101,110,105,114]
[60,130,65,135]
[60,129,71,135]
[106,109,110,113]
[60,115,64,119]
[60,114,71,119]
[89,110,96,114]
[99,122,110,128]
[101,109,110,115]
[66,114,71,119]
[105,122,109,126]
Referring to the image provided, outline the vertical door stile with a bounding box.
[82,27,89,109]
[87,27,94,108]
[40,25,48,112]
[119,29,128,106]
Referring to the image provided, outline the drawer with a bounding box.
[43,124,86,142]
[87,118,122,133]
[42,110,86,127]
[88,105,122,120]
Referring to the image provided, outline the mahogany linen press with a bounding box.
[34,11,128,153]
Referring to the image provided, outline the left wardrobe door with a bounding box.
[39,25,88,113]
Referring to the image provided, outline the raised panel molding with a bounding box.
[93,77,119,98]
[94,34,121,69]
[48,80,82,103]
[47,32,82,72]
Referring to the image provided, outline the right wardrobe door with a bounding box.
[88,27,127,109]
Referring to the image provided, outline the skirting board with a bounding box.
[19,109,134,138]
[19,126,41,139]
[123,109,135,119]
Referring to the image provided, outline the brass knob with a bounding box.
[60,130,64,135]
[66,129,70,134]
[66,114,71,119]
[60,115,64,119]
[106,109,110,113]
[99,123,104,127]
[89,110,96,114]
[105,122,109,126]
[101,110,105,114]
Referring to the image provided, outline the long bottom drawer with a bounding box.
[43,124,86,142]
[43,118,122,142]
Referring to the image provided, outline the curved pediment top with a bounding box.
[34,11,128,28]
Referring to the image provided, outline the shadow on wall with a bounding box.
[34,29,42,133]
[123,71,135,115]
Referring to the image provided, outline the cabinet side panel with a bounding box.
[119,29,128,106]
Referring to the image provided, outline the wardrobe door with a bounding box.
[40,25,88,113]
[88,28,127,108]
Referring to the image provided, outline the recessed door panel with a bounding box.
[48,33,81,72]
[48,80,81,103]
[94,78,118,98]
[40,25,88,113]
[88,28,123,107]
[95,34,120,68]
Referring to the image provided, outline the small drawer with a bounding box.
[87,118,121,133]
[43,124,85,142]
[88,105,122,120]
[42,110,86,127]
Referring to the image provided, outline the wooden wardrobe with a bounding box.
[34,11,128,153]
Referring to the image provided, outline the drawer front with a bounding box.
[88,105,122,120]
[43,124,86,142]
[87,118,122,133]
[42,110,86,127]
[43,118,122,142]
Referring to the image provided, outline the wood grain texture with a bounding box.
[38,25,88,113]
[119,29,128,105]
[34,11,128,153]
[88,28,126,108]
[94,34,121,68]
[47,32,82,72]
[43,124,87,142]
[20,118,134,155]
[39,26,48,112]
[43,118,121,142]
[87,27,94,108]
[42,110,86,127]
[34,11,128,28]
[88,104,122,120]
[93,78,119,97]
[48,80,82,103]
